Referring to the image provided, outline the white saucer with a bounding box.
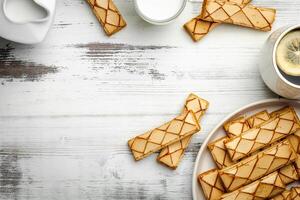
[0,0,56,44]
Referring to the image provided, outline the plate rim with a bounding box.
[192,98,300,200]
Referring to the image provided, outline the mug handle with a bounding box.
[2,0,50,24]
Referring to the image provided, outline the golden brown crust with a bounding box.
[270,106,292,117]
[198,169,226,200]
[207,136,236,169]
[246,110,270,128]
[224,107,300,161]
[128,111,200,161]
[278,164,299,185]
[220,171,285,200]
[223,116,250,138]
[208,111,270,169]
[269,190,291,200]
[183,19,219,42]
[201,0,276,31]
[157,93,209,169]
[86,0,126,36]
[184,0,252,42]
[219,140,297,192]
[290,187,300,200]
[288,129,300,153]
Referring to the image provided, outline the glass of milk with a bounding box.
[134,0,187,25]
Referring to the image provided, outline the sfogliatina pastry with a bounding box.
[201,0,276,31]
[182,93,209,121]
[293,155,300,177]
[223,116,250,138]
[183,0,252,42]
[157,93,209,169]
[221,164,299,200]
[207,136,236,169]
[86,0,126,36]
[291,187,300,200]
[184,19,219,42]
[278,164,299,185]
[198,169,226,200]
[219,140,297,192]
[288,129,300,153]
[128,111,200,161]
[220,171,285,200]
[266,189,291,200]
[246,110,270,128]
[157,136,192,169]
[270,106,292,117]
[209,111,269,169]
[224,107,300,161]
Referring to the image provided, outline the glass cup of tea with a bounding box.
[259,24,300,99]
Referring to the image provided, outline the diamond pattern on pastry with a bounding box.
[291,187,300,200]
[128,111,200,161]
[223,116,250,138]
[288,129,300,154]
[278,164,299,185]
[184,19,219,42]
[219,140,297,191]
[201,0,276,31]
[198,169,226,200]
[246,110,270,128]
[209,111,269,169]
[183,0,252,42]
[224,107,300,161]
[270,190,292,200]
[220,171,285,200]
[208,136,236,169]
[86,0,126,36]
[157,93,209,169]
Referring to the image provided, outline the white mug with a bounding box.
[259,24,300,99]
[0,0,56,44]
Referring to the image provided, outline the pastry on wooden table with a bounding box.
[219,139,297,191]
[184,19,218,42]
[183,0,252,42]
[220,171,285,200]
[224,107,300,161]
[86,0,126,36]
[157,93,209,169]
[198,169,226,200]
[128,111,200,161]
[182,93,209,122]
[201,0,276,31]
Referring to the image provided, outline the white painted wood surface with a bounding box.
[0,0,299,199]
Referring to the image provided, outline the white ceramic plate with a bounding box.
[192,98,300,200]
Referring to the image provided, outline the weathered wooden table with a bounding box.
[0,0,299,199]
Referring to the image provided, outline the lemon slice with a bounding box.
[276,31,300,76]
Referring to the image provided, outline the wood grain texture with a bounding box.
[0,0,299,199]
